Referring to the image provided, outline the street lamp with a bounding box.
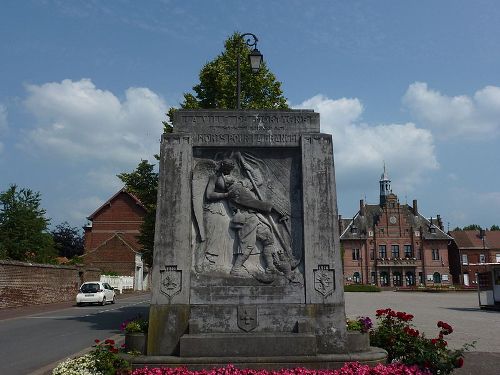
[237,33,263,109]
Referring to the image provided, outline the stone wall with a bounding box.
[0,260,101,309]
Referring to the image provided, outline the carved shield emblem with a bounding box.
[237,305,258,332]
[314,265,335,297]
[160,265,182,301]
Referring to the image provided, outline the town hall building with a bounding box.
[340,168,452,287]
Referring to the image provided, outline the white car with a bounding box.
[76,281,116,306]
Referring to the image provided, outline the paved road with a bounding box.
[345,291,500,375]
[344,290,500,352]
[0,293,150,375]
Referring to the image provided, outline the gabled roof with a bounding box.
[341,203,452,241]
[449,230,500,250]
[87,187,146,220]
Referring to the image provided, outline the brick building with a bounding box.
[448,229,500,286]
[340,167,452,287]
[83,188,149,290]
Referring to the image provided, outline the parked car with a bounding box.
[76,281,116,306]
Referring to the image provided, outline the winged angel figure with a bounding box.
[192,152,301,283]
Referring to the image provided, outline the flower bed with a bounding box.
[131,363,430,375]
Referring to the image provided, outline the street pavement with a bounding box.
[345,290,500,374]
[0,292,150,375]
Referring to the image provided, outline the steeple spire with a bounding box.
[379,163,391,206]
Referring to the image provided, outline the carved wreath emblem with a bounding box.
[160,265,182,302]
[313,265,335,297]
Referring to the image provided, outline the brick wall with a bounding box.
[0,260,101,309]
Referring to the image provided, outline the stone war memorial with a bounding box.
[136,109,386,369]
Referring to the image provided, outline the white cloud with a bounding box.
[22,79,165,163]
[403,82,500,139]
[0,104,7,154]
[295,94,438,194]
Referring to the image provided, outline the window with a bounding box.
[406,271,415,286]
[353,272,361,284]
[352,248,360,261]
[393,271,403,286]
[415,231,420,237]
[404,245,413,258]
[462,254,468,265]
[379,245,387,259]
[370,249,374,260]
[479,254,485,263]
[371,272,377,284]
[380,228,385,234]
[496,253,500,263]
[432,249,440,260]
[391,245,400,258]
[418,272,424,284]
[368,230,374,237]
[380,271,389,286]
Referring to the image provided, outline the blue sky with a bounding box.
[1,0,500,231]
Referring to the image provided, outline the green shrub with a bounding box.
[370,308,473,374]
[344,284,381,292]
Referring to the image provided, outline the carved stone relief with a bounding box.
[191,148,303,285]
[313,265,335,298]
[160,265,182,302]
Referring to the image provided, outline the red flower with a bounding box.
[94,339,100,344]
[456,357,464,368]
[104,339,115,345]
[431,338,438,345]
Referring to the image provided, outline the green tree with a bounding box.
[0,185,55,262]
[117,160,158,266]
[451,226,462,231]
[51,221,84,259]
[490,224,500,231]
[462,224,482,231]
[166,32,289,126]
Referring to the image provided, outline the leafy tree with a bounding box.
[166,31,289,126]
[490,225,500,231]
[451,226,462,231]
[462,224,482,231]
[117,160,158,266]
[0,185,55,263]
[51,222,84,259]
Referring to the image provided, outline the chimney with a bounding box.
[413,199,418,216]
[360,199,365,217]
[436,215,444,231]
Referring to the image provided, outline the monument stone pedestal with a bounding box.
[136,109,386,369]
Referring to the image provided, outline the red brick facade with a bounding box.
[0,260,100,309]
[340,170,451,287]
[83,189,146,277]
[448,230,500,286]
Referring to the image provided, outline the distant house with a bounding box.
[340,167,452,287]
[82,188,149,290]
[448,229,500,286]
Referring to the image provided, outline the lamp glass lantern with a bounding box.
[248,48,263,73]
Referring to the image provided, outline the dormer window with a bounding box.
[430,226,436,234]
[351,225,358,234]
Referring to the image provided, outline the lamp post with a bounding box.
[236,33,263,110]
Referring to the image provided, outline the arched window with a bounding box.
[433,272,441,283]
[380,271,389,286]
[353,272,361,284]
[393,271,403,286]
[406,271,415,286]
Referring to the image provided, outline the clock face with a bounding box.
[389,216,397,224]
